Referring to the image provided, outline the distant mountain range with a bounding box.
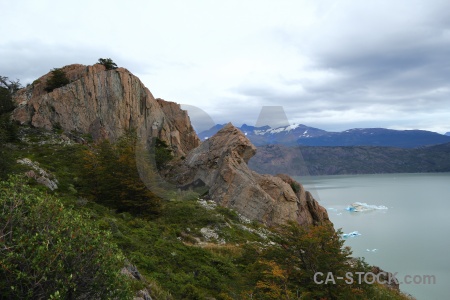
[446,132,450,136]
[199,124,450,148]
[248,142,450,176]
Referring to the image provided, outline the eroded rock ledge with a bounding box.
[169,123,330,226]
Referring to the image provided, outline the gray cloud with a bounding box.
[2,0,450,134]
[225,1,450,133]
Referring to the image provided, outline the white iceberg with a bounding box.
[346,202,388,212]
[342,231,361,238]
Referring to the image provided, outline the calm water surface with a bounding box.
[296,173,450,300]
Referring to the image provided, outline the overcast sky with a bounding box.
[2,0,450,133]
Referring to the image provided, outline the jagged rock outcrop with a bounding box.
[170,123,330,226]
[17,158,59,190]
[156,98,199,155]
[12,64,199,155]
[120,264,153,300]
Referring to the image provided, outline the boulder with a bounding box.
[18,158,58,191]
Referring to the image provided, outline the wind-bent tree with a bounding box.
[0,76,21,95]
[0,76,20,114]
[98,58,118,70]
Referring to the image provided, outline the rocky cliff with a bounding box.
[12,64,199,155]
[168,123,329,226]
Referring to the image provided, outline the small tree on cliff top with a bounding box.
[98,58,118,70]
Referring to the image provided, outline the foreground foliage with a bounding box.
[0,176,133,299]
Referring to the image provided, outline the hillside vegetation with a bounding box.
[0,119,416,299]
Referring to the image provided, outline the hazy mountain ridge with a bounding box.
[249,142,450,176]
[199,124,450,148]
[297,128,450,148]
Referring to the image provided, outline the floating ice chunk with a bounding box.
[366,249,378,252]
[346,202,388,212]
[342,231,361,238]
[356,202,388,210]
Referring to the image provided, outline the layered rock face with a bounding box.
[170,123,330,226]
[12,64,199,155]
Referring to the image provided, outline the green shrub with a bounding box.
[152,137,174,170]
[0,114,18,144]
[0,147,14,180]
[0,175,133,299]
[0,114,18,180]
[290,181,300,193]
[79,132,162,217]
[44,68,70,92]
[180,284,202,299]
[0,86,15,115]
[98,58,118,70]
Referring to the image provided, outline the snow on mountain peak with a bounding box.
[286,123,301,131]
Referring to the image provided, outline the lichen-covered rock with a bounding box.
[12,64,199,155]
[18,158,58,190]
[120,264,153,300]
[170,123,330,226]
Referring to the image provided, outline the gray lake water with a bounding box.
[296,173,450,300]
